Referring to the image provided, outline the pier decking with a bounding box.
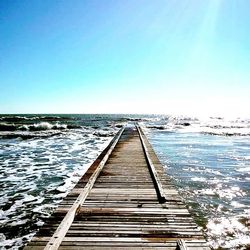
[24,125,210,250]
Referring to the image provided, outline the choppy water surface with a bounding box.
[0,114,249,249]
[144,116,250,250]
[147,131,250,249]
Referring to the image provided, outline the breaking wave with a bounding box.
[0,122,81,132]
[0,115,71,123]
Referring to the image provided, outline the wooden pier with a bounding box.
[24,125,210,250]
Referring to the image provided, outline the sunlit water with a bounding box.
[0,114,249,249]
[147,130,250,250]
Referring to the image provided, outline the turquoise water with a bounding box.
[0,114,249,249]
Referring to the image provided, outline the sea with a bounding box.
[0,114,249,250]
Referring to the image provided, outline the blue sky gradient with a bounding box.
[0,0,249,116]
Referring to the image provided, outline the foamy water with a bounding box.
[0,130,115,249]
[0,114,249,249]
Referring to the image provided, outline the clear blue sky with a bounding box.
[0,0,249,116]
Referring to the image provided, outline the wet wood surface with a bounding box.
[24,125,210,250]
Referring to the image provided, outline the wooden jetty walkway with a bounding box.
[24,125,210,250]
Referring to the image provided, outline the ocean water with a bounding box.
[0,114,249,249]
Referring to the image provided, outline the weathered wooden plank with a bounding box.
[31,237,208,243]
[43,128,125,250]
[24,125,210,250]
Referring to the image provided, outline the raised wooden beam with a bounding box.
[137,125,167,203]
[177,239,188,250]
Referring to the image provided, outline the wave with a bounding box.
[0,115,72,123]
[0,123,17,131]
[202,131,250,137]
[0,122,82,132]
[114,123,125,128]
[0,116,35,122]
[39,116,72,121]
[147,125,166,130]
[22,122,67,131]
[93,131,116,137]
[0,132,62,140]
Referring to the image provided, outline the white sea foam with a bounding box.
[237,166,250,172]
[191,177,207,182]
[0,126,115,249]
[27,122,67,130]
[195,186,246,200]
[231,201,246,208]
[206,216,250,249]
